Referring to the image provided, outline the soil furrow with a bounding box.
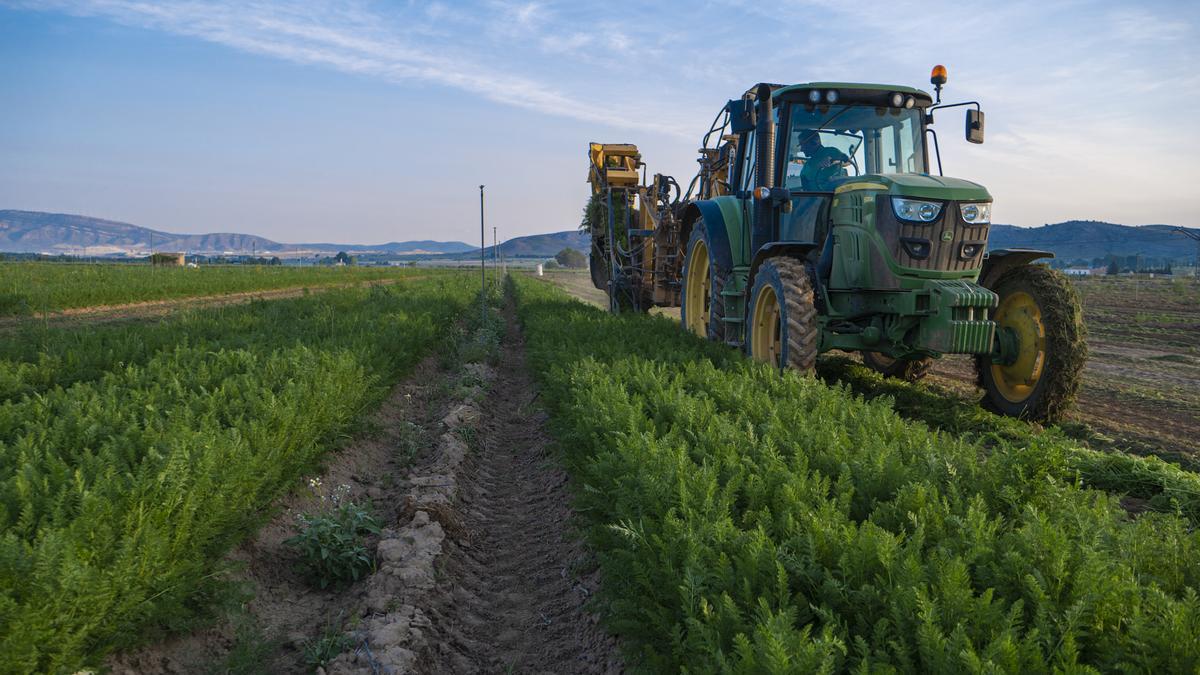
[422,303,620,674]
[106,296,620,673]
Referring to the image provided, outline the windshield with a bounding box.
[784,104,926,191]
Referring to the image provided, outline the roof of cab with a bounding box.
[773,82,932,99]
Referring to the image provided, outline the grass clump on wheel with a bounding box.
[977,265,1088,423]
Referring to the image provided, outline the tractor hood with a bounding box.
[837,174,991,202]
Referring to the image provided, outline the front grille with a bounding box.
[879,200,989,272]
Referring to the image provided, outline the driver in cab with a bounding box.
[796,130,849,191]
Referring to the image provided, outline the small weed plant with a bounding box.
[395,420,423,466]
[287,482,381,589]
[303,623,353,671]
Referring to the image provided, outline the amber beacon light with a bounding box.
[931,64,948,102]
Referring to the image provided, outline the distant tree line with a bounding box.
[1056,254,1174,274]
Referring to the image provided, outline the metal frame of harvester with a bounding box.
[586,143,682,313]
[584,66,1087,423]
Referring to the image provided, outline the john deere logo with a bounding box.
[941,230,954,242]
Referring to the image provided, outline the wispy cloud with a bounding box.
[15,0,695,137]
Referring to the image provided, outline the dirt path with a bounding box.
[0,277,420,331]
[422,302,620,674]
[108,297,620,674]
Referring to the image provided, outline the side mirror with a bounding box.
[966,109,985,144]
[727,98,756,134]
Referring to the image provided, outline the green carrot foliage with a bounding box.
[0,276,477,673]
[510,275,1200,673]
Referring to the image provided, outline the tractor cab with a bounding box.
[779,84,932,190]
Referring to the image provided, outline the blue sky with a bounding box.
[2,0,1198,244]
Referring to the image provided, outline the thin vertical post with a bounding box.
[493,226,498,285]
[606,187,617,313]
[1175,228,1200,284]
[479,184,486,324]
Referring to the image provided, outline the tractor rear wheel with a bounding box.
[861,352,933,382]
[976,264,1087,423]
[681,217,726,341]
[746,257,818,372]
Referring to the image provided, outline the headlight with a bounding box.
[959,202,992,224]
[808,89,822,103]
[892,197,942,222]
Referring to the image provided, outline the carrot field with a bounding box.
[3,266,1198,673]
[0,261,433,315]
[0,275,478,672]
[511,275,1200,672]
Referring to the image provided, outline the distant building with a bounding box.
[150,252,186,266]
[1062,268,1093,276]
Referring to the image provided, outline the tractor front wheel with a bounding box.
[976,264,1087,423]
[747,257,818,372]
[861,352,933,382]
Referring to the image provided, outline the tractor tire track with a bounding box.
[422,301,622,674]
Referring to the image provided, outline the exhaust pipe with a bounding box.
[753,83,775,253]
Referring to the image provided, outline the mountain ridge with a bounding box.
[0,210,474,256]
[2,210,1196,263]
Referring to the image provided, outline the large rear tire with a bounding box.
[681,218,726,341]
[861,351,933,382]
[746,257,818,372]
[976,265,1087,423]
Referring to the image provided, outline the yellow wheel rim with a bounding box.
[684,238,710,337]
[750,284,782,366]
[990,290,1046,402]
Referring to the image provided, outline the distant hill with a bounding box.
[295,240,475,255]
[434,230,590,260]
[480,222,1199,263]
[4,210,1194,264]
[0,210,472,256]
[990,221,1198,262]
[0,210,283,255]
[498,230,590,258]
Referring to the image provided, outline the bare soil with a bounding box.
[417,302,621,674]
[108,299,620,674]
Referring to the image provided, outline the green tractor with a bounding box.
[585,67,1087,422]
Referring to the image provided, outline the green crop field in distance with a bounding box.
[0,261,438,315]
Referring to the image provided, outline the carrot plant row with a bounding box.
[813,356,1200,524]
[0,276,477,673]
[511,275,1200,673]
